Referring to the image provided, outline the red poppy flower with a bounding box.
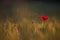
[40,16,48,21]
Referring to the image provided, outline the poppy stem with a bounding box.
[43,21,45,28]
[42,20,48,33]
[44,20,48,33]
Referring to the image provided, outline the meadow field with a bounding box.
[0,2,60,40]
[0,15,60,40]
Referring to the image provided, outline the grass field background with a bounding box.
[0,2,60,40]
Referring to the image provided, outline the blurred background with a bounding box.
[0,0,60,21]
[0,0,60,40]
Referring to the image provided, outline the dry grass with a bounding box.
[0,17,60,40]
[0,7,60,40]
